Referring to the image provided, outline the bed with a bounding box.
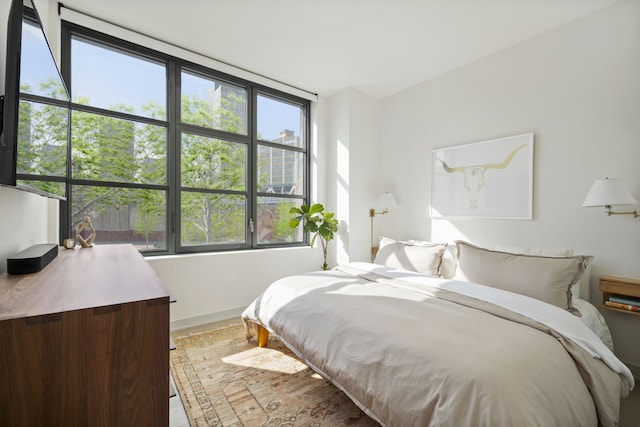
[242,239,634,427]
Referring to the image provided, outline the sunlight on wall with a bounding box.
[430,218,470,245]
[336,138,350,264]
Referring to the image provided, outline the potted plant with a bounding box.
[289,203,339,270]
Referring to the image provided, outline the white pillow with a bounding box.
[454,241,593,312]
[374,237,447,276]
[404,241,457,279]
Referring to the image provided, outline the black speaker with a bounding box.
[7,244,58,274]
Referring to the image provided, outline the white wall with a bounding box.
[325,90,350,265]
[374,0,640,368]
[0,187,57,273]
[146,246,322,330]
[325,89,382,264]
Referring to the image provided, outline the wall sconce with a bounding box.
[370,192,398,261]
[582,177,638,218]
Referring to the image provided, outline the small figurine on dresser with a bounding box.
[76,216,96,248]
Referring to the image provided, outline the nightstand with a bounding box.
[599,275,640,317]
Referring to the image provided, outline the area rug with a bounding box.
[170,324,379,427]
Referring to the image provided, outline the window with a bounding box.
[65,33,168,251]
[256,94,307,244]
[59,23,309,254]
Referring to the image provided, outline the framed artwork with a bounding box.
[431,133,534,219]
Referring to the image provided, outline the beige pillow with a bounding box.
[491,244,588,299]
[492,244,574,257]
[374,237,447,276]
[453,241,593,311]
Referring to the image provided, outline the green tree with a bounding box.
[19,76,258,249]
[179,94,247,245]
[270,201,298,242]
[130,102,170,245]
[17,79,68,196]
[70,100,168,241]
[70,100,141,228]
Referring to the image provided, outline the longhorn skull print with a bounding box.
[440,144,527,209]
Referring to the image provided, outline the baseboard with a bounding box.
[170,307,244,332]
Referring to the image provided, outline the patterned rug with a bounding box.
[170,324,379,427]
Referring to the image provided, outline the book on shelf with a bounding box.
[608,295,640,306]
[604,300,640,312]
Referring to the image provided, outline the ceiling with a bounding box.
[57,0,620,99]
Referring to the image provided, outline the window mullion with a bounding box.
[248,86,257,248]
[167,60,179,254]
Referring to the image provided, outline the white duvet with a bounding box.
[242,262,633,427]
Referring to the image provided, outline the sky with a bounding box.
[20,22,302,142]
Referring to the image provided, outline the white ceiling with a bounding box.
[58,0,620,99]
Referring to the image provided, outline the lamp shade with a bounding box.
[376,192,398,211]
[582,178,638,207]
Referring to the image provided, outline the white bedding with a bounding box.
[243,262,633,427]
[573,297,614,351]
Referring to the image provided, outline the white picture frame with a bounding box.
[431,133,534,219]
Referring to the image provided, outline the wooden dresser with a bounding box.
[0,244,171,427]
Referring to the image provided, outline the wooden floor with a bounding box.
[168,319,640,427]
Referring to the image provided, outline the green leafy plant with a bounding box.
[289,203,339,270]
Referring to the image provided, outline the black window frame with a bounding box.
[59,21,310,255]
